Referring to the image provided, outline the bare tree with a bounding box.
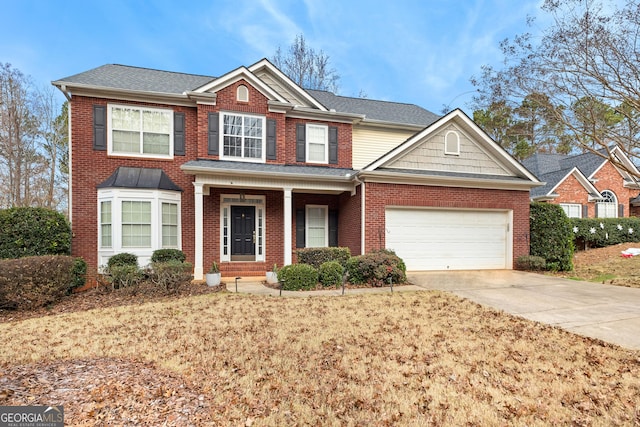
[471,0,640,171]
[37,89,68,210]
[272,34,340,93]
[0,63,66,210]
[0,63,40,207]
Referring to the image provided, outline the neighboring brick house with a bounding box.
[52,59,540,279]
[522,147,640,218]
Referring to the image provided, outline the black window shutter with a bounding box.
[93,105,107,151]
[296,208,305,248]
[582,204,588,218]
[266,118,277,160]
[619,203,624,217]
[296,123,306,162]
[595,203,599,218]
[174,112,185,156]
[328,126,338,164]
[329,210,338,247]
[208,112,219,155]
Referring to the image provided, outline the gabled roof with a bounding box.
[52,62,438,127]
[521,146,640,199]
[360,109,540,190]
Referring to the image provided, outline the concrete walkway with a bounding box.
[222,271,640,351]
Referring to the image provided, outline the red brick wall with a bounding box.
[549,161,640,217]
[363,182,531,264]
[69,96,197,273]
[338,186,362,255]
[285,119,353,168]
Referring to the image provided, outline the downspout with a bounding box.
[353,175,365,255]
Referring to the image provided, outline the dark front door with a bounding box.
[231,206,255,261]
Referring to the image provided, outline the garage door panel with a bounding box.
[385,208,510,271]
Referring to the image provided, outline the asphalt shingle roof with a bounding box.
[307,90,440,127]
[55,64,215,95]
[54,64,439,126]
[182,159,355,178]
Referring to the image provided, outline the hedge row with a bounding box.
[0,207,71,259]
[568,217,640,248]
[280,249,407,290]
[0,255,86,310]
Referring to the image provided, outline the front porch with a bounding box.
[182,160,361,280]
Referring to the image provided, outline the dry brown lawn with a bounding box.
[1,287,640,426]
[561,244,640,288]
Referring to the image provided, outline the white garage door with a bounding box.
[385,208,511,270]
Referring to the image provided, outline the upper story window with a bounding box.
[597,190,618,218]
[108,104,173,158]
[445,130,460,155]
[221,112,265,161]
[306,124,328,164]
[237,85,249,102]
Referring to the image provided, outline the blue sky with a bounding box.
[1,0,543,114]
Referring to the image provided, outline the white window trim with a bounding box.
[97,188,181,268]
[444,130,460,156]
[219,112,266,163]
[306,123,329,164]
[306,205,328,248]
[107,104,174,159]
[219,194,265,262]
[597,190,618,218]
[560,203,582,218]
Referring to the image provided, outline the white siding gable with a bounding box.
[352,125,417,169]
[388,123,512,176]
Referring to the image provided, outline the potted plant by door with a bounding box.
[266,264,279,284]
[206,262,221,286]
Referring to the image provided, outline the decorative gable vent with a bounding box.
[444,130,460,155]
[237,85,249,102]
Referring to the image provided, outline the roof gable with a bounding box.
[190,65,288,104]
[363,109,539,183]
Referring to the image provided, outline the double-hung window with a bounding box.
[109,105,173,158]
[306,205,328,247]
[222,112,265,161]
[306,124,328,163]
[560,203,582,218]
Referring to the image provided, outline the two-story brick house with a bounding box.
[522,147,640,218]
[53,59,540,279]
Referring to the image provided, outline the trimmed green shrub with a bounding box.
[515,255,546,271]
[278,264,319,291]
[346,249,407,287]
[569,217,640,249]
[0,207,71,259]
[151,249,186,263]
[149,260,192,292]
[107,253,138,268]
[0,255,79,310]
[296,247,351,268]
[318,261,344,287]
[530,203,574,271]
[104,265,144,290]
[70,257,87,291]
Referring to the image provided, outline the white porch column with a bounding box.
[193,182,205,280]
[283,187,292,266]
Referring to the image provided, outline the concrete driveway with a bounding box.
[408,270,640,351]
